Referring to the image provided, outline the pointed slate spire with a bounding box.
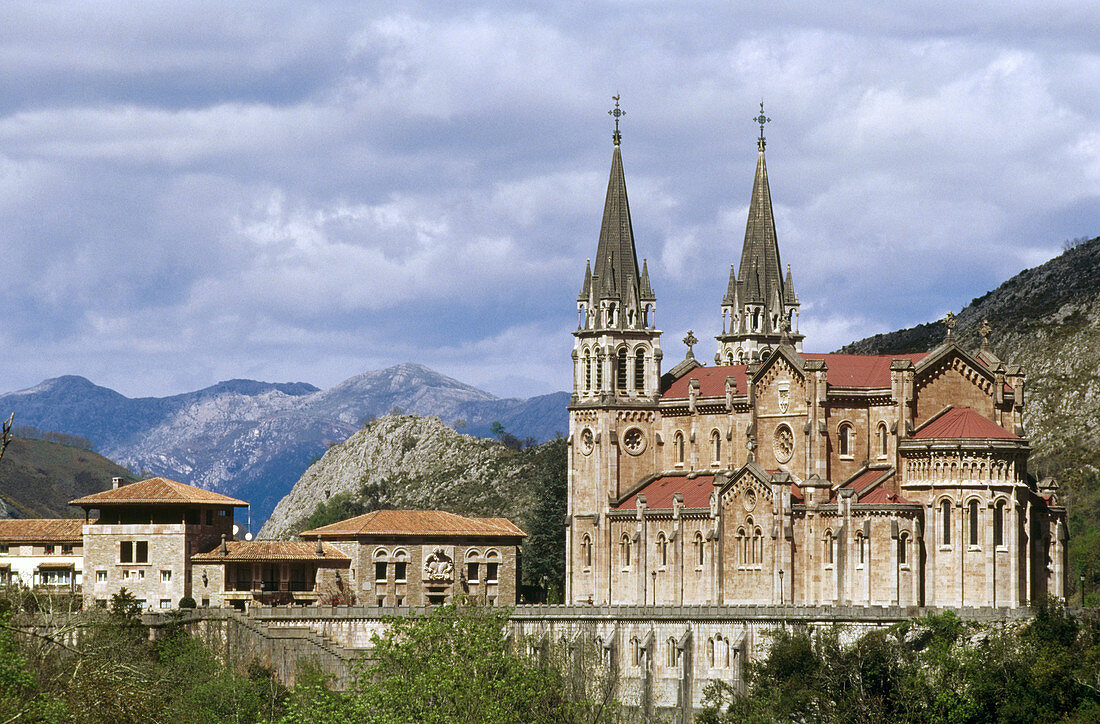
[738,139,784,305]
[590,105,646,318]
[578,258,592,301]
[784,263,797,304]
[639,258,656,301]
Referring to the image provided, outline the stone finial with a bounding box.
[220,534,228,556]
[979,318,992,352]
[779,314,792,345]
[943,311,957,340]
[316,536,324,556]
[682,330,698,360]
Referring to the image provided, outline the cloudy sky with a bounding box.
[1,2,1097,400]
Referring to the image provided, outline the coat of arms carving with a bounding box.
[423,548,454,583]
[777,381,790,414]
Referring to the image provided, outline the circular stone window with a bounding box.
[774,425,794,464]
[579,428,595,455]
[622,427,647,456]
[744,487,757,512]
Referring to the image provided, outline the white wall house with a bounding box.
[0,518,85,590]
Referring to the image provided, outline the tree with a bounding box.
[522,438,567,602]
[350,601,625,724]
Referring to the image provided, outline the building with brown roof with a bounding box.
[300,510,526,607]
[191,539,351,609]
[0,518,84,591]
[567,111,1066,609]
[71,476,248,610]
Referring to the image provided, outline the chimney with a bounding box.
[112,476,125,490]
[316,537,325,557]
[220,534,228,556]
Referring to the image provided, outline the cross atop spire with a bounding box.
[754,100,771,152]
[609,94,625,146]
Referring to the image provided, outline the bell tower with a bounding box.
[567,97,662,605]
[716,103,803,364]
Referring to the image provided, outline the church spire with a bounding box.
[585,96,647,323]
[716,103,802,363]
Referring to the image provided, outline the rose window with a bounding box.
[774,425,794,463]
[622,428,646,455]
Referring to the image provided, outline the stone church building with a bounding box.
[566,108,1067,610]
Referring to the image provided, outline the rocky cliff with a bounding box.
[260,414,548,539]
[841,235,1100,469]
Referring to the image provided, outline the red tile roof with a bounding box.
[300,510,526,539]
[857,487,912,504]
[192,540,350,562]
[70,477,249,507]
[844,468,892,494]
[615,475,714,510]
[0,518,84,542]
[910,407,1018,440]
[661,353,928,399]
[663,366,749,399]
[802,353,928,388]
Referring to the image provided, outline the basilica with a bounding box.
[565,106,1067,609]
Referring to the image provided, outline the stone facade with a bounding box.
[0,519,84,590]
[301,510,524,607]
[566,121,1067,611]
[71,477,246,610]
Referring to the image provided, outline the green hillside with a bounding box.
[0,436,133,518]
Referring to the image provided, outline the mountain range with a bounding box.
[0,363,568,526]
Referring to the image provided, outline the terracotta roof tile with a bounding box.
[0,518,84,542]
[802,353,928,388]
[615,475,714,510]
[300,510,526,539]
[663,366,748,399]
[661,353,928,399]
[855,487,912,505]
[844,468,893,495]
[192,540,349,562]
[910,407,1018,440]
[70,477,249,507]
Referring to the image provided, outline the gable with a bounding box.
[913,351,995,425]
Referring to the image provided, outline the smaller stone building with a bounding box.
[71,476,248,610]
[0,518,85,590]
[300,510,526,607]
[192,539,351,609]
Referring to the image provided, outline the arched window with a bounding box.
[634,348,646,393]
[898,533,908,566]
[753,528,763,565]
[620,534,632,569]
[631,637,641,667]
[969,499,979,546]
[656,532,668,568]
[374,547,390,583]
[694,532,704,567]
[615,348,627,391]
[726,353,734,365]
[583,351,592,391]
[596,351,603,390]
[751,308,761,331]
[606,303,616,327]
[667,638,678,668]
[707,637,715,667]
[838,423,854,457]
[994,500,1005,547]
[824,531,834,565]
[581,534,592,569]
[674,432,685,465]
[711,430,721,465]
[942,500,952,545]
[737,528,747,567]
[877,423,889,458]
[856,531,866,565]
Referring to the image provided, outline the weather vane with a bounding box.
[754,100,771,151]
[609,94,625,145]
